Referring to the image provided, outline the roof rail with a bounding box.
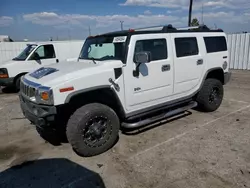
[133,24,176,32]
[131,24,210,32]
[134,25,166,31]
[177,26,200,30]
[177,25,210,31]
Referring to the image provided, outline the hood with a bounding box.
[25,59,123,87]
[0,60,20,67]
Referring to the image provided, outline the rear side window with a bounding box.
[134,39,168,61]
[175,37,199,57]
[204,36,227,53]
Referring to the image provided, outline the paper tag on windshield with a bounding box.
[113,36,127,43]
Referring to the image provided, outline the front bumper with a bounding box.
[0,77,14,87]
[224,72,232,85]
[19,94,57,127]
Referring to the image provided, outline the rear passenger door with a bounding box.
[172,35,205,94]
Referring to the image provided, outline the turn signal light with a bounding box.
[59,87,74,93]
[0,74,8,78]
[41,91,49,100]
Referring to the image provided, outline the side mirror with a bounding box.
[133,52,151,77]
[33,52,40,60]
[135,52,151,64]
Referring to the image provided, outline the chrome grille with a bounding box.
[20,80,36,98]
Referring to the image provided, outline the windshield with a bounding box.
[13,44,37,61]
[79,36,126,61]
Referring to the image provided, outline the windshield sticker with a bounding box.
[113,36,127,43]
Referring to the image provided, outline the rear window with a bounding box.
[204,36,227,53]
[175,37,199,57]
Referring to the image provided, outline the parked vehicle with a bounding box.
[19,25,231,157]
[0,41,83,90]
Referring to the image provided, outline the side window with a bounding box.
[204,36,227,53]
[30,45,55,60]
[134,39,167,61]
[175,37,199,57]
[35,46,45,57]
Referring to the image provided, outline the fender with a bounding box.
[64,85,126,119]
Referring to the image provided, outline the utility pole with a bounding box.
[67,20,71,40]
[88,26,91,36]
[188,0,193,26]
[201,3,204,25]
[120,21,124,31]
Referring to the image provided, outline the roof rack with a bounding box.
[131,24,211,32]
[133,24,176,32]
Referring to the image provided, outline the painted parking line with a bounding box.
[225,98,250,104]
[129,104,250,159]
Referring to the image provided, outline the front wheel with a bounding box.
[15,76,21,92]
[196,78,224,112]
[66,103,120,157]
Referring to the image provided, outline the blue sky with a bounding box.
[0,0,250,41]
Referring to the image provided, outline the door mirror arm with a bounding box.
[133,62,141,77]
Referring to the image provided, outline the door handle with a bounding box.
[162,64,170,72]
[197,59,203,65]
[56,59,59,63]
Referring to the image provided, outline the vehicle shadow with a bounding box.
[122,111,192,135]
[0,158,106,188]
[0,86,17,94]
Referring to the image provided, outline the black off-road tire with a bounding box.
[15,76,21,92]
[66,103,120,157]
[196,78,224,112]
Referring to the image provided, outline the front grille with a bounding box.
[20,80,36,98]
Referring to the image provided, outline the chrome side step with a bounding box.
[122,101,197,129]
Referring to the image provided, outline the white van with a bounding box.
[0,41,83,90]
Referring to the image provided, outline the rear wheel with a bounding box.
[66,103,120,157]
[196,78,224,112]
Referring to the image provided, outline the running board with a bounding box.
[122,101,197,129]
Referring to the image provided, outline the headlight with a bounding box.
[35,86,54,105]
[0,68,8,78]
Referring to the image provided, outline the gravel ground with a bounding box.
[0,70,250,188]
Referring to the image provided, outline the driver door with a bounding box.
[123,34,174,112]
[28,44,58,66]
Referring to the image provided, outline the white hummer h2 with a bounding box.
[19,25,231,156]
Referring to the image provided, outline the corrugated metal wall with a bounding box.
[1,35,250,70]
[227,33,250,70]
[0,42,29,63]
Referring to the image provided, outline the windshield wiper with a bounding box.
[90,57,97,64]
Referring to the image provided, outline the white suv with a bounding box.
[19,25,231,156]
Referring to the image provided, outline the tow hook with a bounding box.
[109,78,120,91]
